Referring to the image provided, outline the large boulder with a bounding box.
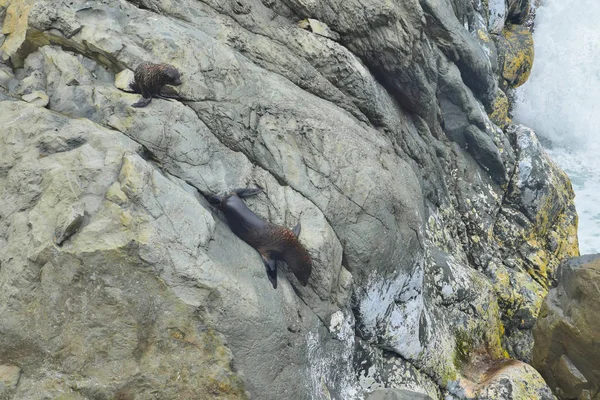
[533,254,600,400]
[495,23,535,88]
[469,360,554,400]
[493,124,579,361]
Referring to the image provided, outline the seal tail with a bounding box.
[233,188,263,198]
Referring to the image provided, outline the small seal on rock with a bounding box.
[129,62,182,108]
[204,188,312,289]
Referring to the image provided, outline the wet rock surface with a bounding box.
[0,0,579,398]
[533,254,600,400]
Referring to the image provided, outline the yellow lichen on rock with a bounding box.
[118,154,152,200]
[552,207,579,258]
[0,0,35,60]
[478,360,554,398]
[524,163,579,285]
[489,89,511,129]
[106,182,129,204]
[500,24,534,88]
[477,29,491,43]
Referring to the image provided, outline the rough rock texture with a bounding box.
[495,23,535,89]
[0,102,249,400]
[533,254,600,400]
[114,68,135,92]
[20,88,47,106]
[461,360,555,400]
[0,364,21,399]
[366,388,433,400]
[0,0,577,399]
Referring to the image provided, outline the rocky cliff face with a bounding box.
[0,0,578,399]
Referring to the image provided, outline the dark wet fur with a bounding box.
[206,189,312,288]
[130,62,182,108]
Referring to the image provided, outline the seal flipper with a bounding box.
[132,96,152,108]
[292,222,301,237]
[157,88,182,100]
[152,93,173,101]
[233,188,263,198]
[132,87,152,108]
[261,255,278,289]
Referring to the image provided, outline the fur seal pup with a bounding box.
[205,188,312,289]
[130,62,182,108]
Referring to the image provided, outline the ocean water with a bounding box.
[514,0,600,255]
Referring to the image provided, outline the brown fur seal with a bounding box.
[130,62,182,108]
[205,188,312,289]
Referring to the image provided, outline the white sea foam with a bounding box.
[514,0,600,254]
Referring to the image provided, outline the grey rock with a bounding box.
[464,125,506,184]
[420,0,497,106]
[493,125,578,361]
[0,365,21,399]
[355,338,442,399]
[0,101,249,399]
[507,0,531,24]
[502,124,575,226]
[367,388,433,400]
[232,0,252,15]
[114,68,135,92]
[0,64,12,90]
[37,133,86,156]
[475,29,500,74]
[21,90,49,107]
[280,0,441,119]
[475,360,555,400]
[298,18,340,41]
[487,0,507,33]
[437,59,507,183]
[53,202,86,245]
